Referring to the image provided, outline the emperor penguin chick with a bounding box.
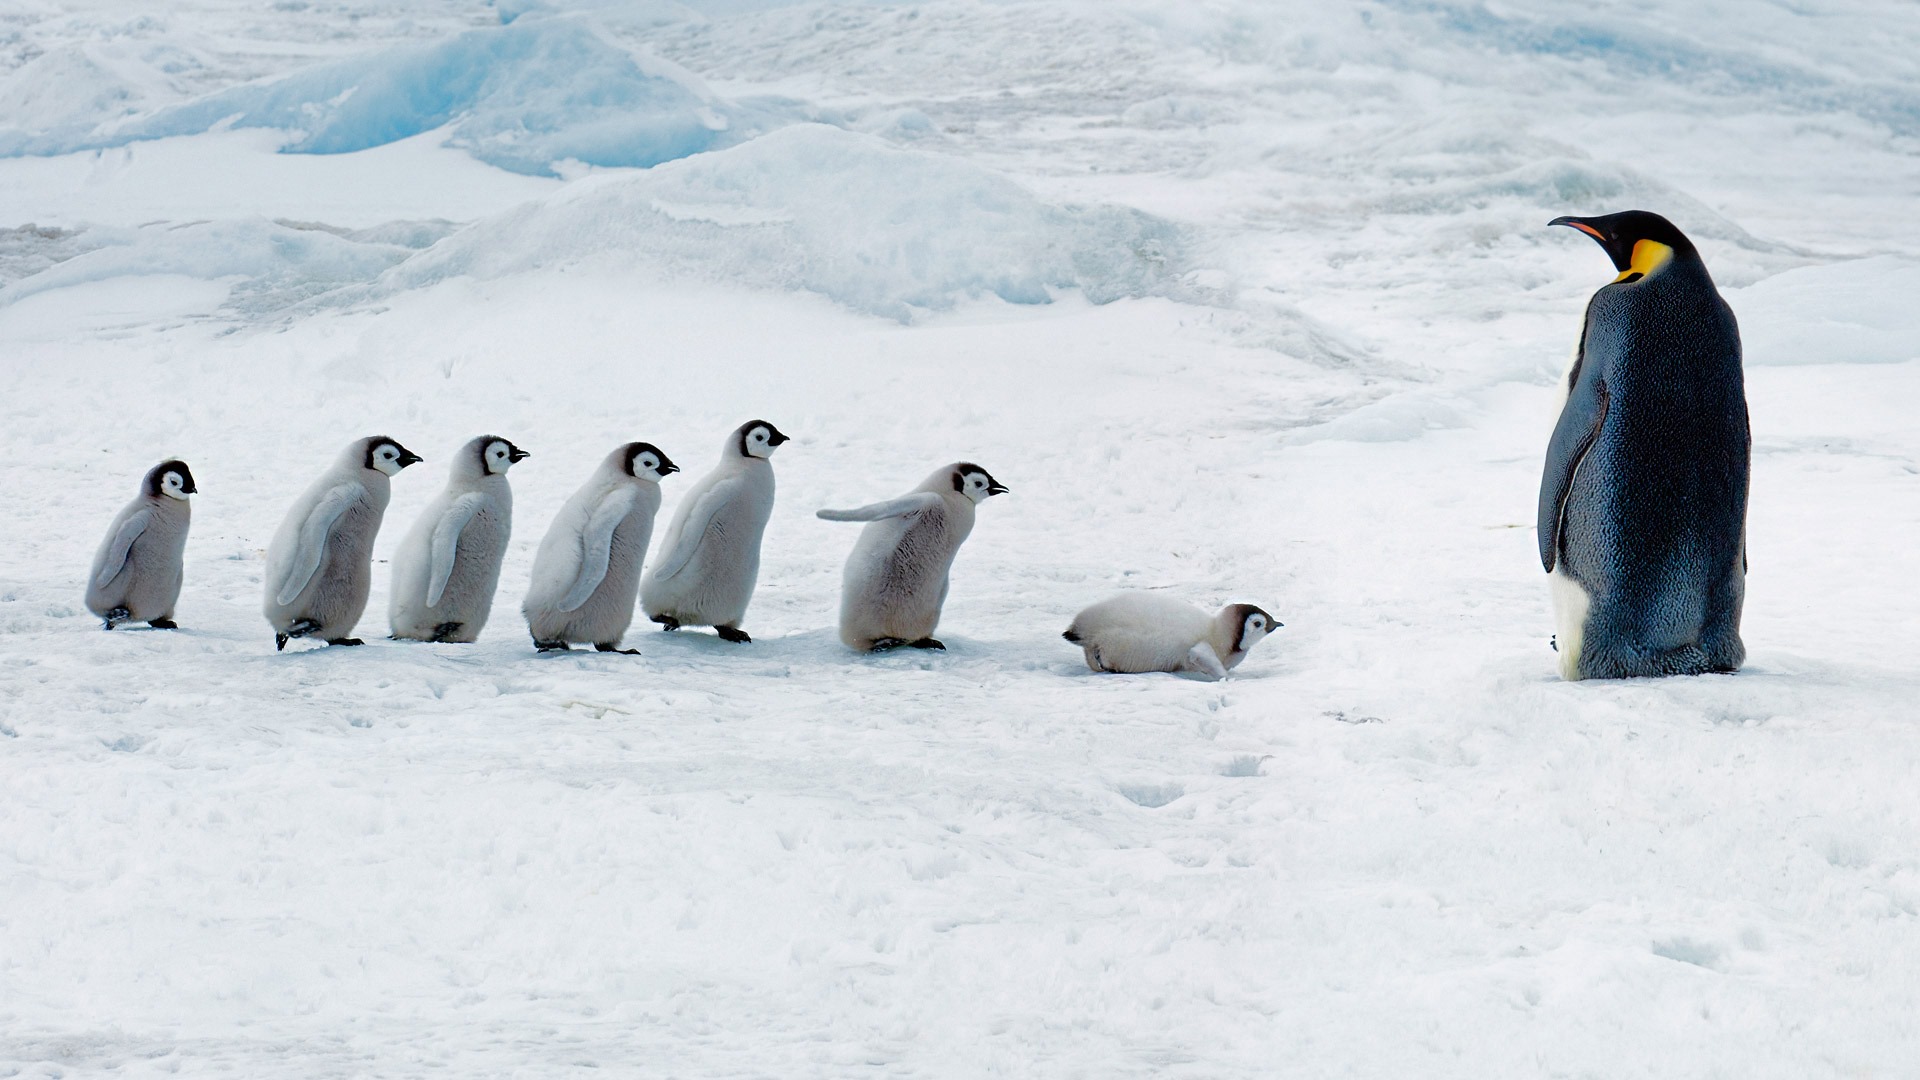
[85,459,197,630]
[1541,210,1749,680]
[818,462,1007,652]
[263,435,422,650]
[1063,594,1278,679]
[640,420,787,643]
[523,442,679,653]
[388,435,528,643]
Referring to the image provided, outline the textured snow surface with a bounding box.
[2,2,1919,1077]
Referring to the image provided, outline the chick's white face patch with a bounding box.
[372,443,406,476]
[745,426,778,458]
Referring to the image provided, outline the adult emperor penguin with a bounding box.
[817,461,1007,652]
[388,435,528,643]
[85,459,196,630]
[523,442,679,653]
[263,435,422,650]
[640,420,787,643]
[1063,594,1278,679]
[1540,210,1749,680]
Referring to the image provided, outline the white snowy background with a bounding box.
[2,1,1918,1075]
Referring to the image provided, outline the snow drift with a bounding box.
[0,219,441,315]
[374,124,1188,320]
[0,18,780,177]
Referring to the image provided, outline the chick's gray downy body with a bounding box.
[263,436,421,649]
[389,435,527,643]
[641,421,785,642]
[1064,593,1277,679]
[86,460,196,629]
[821,462,1006,652]
[524,442,677,652]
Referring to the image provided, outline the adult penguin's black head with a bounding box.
[1550,210,1699,283]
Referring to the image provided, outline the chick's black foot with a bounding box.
[327,637,365,647]
[868,638,907,652]
[715,626,751,644]
[148,618,178,630]
[278,618,323,651]
[534,639,571,653]
[102,606,131,630]
[652,615,680,631]
[907,638,945,651]
[430,622,463,643]
[595,643,641,655]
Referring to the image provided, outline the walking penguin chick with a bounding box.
[85,459,196,630]
[388,435,528,643]
[818,462,1007,652]
[523,442,679,653]
[1064,594,1278,679]
[1541,210,1749,680]
[263,435,422,650]
[640,420,787,643]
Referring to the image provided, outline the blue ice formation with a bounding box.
[0,18,776,177]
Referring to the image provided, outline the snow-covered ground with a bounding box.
[2,2,1918,1076]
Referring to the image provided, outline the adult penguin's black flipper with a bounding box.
[1537,369,1609,573]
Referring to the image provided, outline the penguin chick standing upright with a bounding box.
[263,435,422,650]
[85,459,196,630]
[640,420,787,643]
[388,435,528,643]
[818,462,1007,652]
[1063,594,1278,679]
[523,442,678,653]
[1540,210,1749,680]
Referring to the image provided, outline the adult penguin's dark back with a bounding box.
[1538,210,1750,680]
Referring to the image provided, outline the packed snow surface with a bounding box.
[2,1,1918,1077]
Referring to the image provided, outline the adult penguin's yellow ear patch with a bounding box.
[1614,239,1674,283]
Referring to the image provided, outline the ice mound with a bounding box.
[375,124,1187,320]
[0,219,423,315]
[1730,257,1920,367]
[0,45,159,139]
[0,18,776,177]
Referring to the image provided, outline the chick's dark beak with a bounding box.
[398,450,423,468]
[660,461,681,475]
[768,429,790,446]
[987,480,1009,496]
[508,446,531,463]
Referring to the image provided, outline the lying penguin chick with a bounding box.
[86,459,196,630]
[641,420,787,643]
[1063,594,1279,679]
[524,442,678,654]
[389,435,528,643]
[819,462,1007,652]
[263,435,422,650]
